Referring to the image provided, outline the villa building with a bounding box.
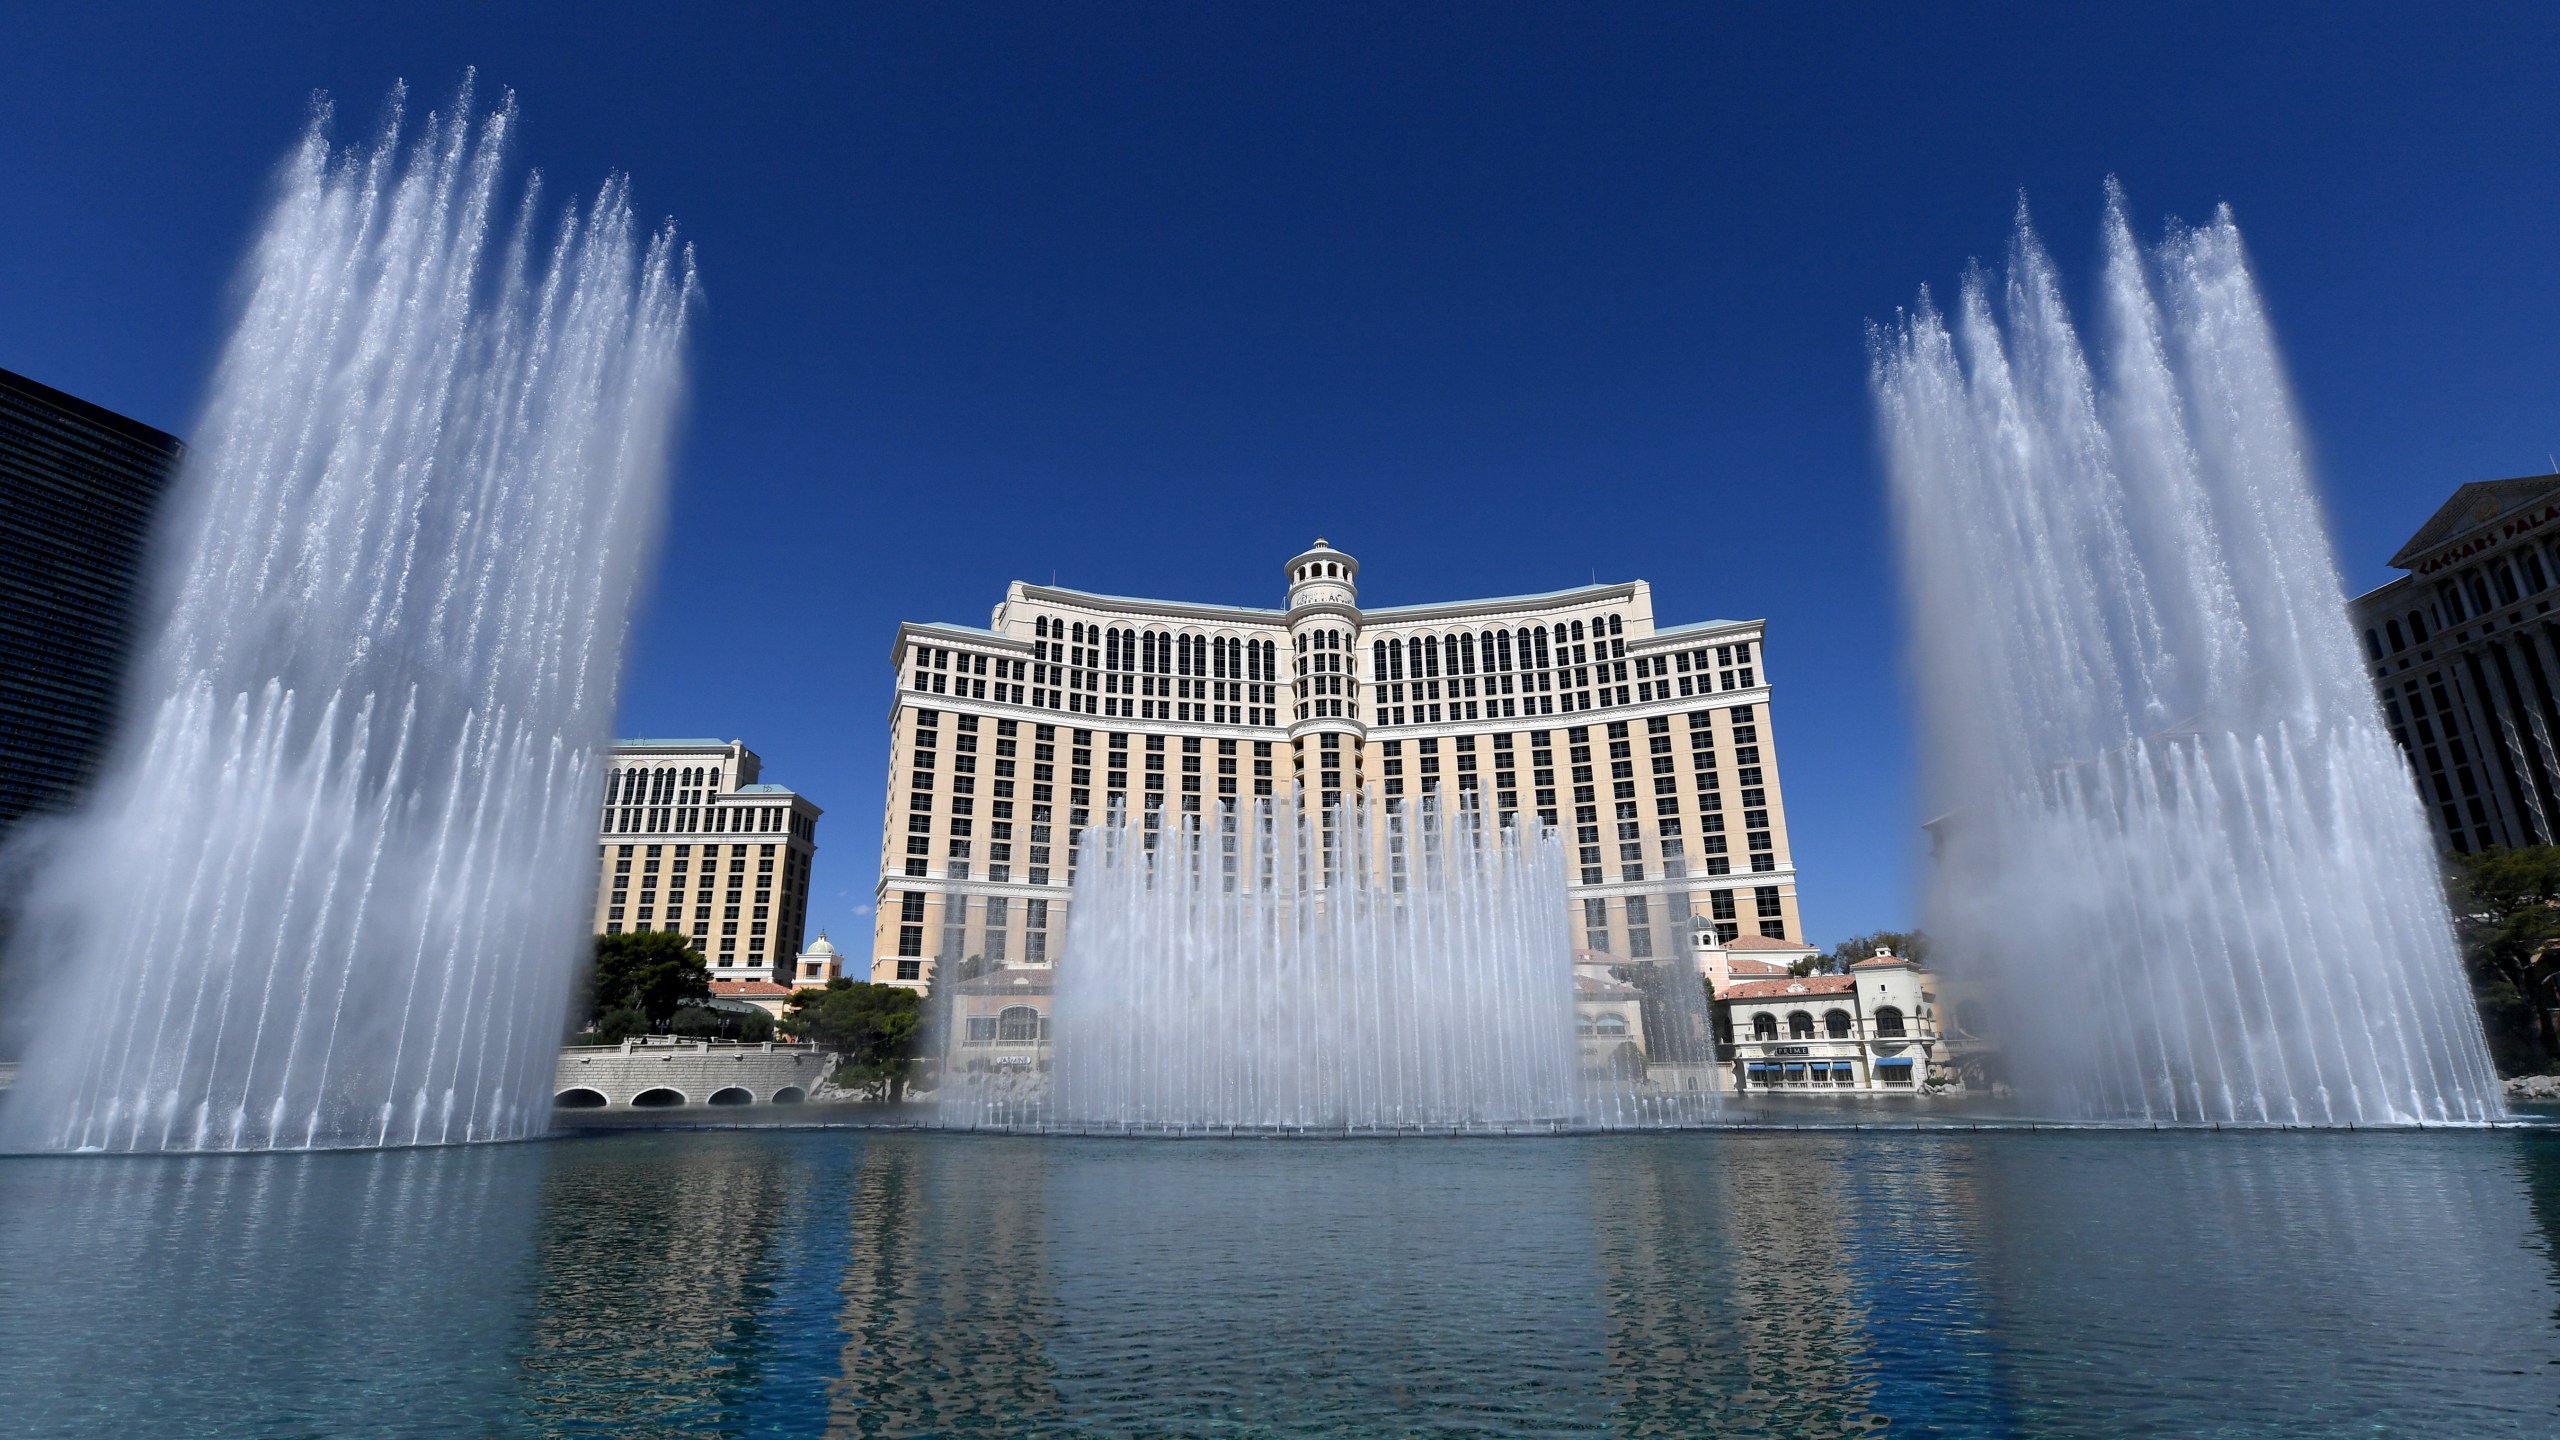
[1716,947,1941,1092]
[2353,472,2560,854]
[1573,967,1649,1077]
[868,539,1804,996]
[1691,926,1821,994]
[706,935,848,1027]
[593,738,822,982]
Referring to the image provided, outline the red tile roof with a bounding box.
[1725,934,1818,952]
[1720,975,1857,1000]
[1574,973,1640,997]
[710,979,793,998]
[1850,955,1914,970]
[1725,958,1792,978]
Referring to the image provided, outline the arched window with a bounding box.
[997,1005,1042,1044]
[1787,1011,1815,1040]
[1458,634,1477,674]
[1824,1010,1852,1038]
[1751,1013,1777,1040]
[1490,630,1511,670]
[2386,619,2406,653]
[2408,609,2429,643]
[2364,629,2384,660]
[1596,1013,1629,1036]
[1874,1006,1906,1037]
[1607,614,1623,636]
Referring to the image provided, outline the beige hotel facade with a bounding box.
[593,738,822,983]
[868,541,1803,990]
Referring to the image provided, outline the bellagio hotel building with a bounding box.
[593,738,821,984]
[868,540,1802,987]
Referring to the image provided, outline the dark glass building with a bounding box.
[0,367,181,832]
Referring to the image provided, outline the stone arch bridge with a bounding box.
[554,1038,830,1109]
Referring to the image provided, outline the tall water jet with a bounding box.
[1872,186,2499,1124]
[936,789,1716,1134]
[0,80,695,1152]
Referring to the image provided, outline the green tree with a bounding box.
[583,1005,649,1046]
[2449,847,2560,1074]
[783,980,925,1100]
[669,1003,777,1043]
[1824,929,1930,976]
[577,931,711,1035]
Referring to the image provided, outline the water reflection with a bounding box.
[515,1131,848,1432]
[1041,1141,1611,1435]
[825,1136,1066,1434]
[1,1127,2554,1437]
[0,1144,543,1437]
[1962,1133,2559,1436]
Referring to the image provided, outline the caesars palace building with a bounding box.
[2354,472,2560,855]
[866,540,1802,988]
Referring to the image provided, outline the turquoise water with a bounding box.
[4,1122,2557,1436]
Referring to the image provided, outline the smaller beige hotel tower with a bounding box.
[868,542,1802,988]
[592,739,821,982]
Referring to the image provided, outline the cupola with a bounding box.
[1284,538,1360,613]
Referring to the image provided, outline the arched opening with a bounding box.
[1874,1006,1906,1038]
[771,1086,807,1105]
[1595,1013,1629,1037]
[997,1005,1042,1044]
[1787,1011,1815,1040]
[1751,1013,1777,1040]
[554,1088,608,1109]
[631,1087,687,1108]
[1824,1009,1852,1038]
[707,1086,754,1106]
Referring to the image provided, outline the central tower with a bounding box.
[1284,539,1364,870]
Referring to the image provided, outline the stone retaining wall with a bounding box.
[554,1039,828,1109]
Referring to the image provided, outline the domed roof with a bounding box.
[803,932,836,955]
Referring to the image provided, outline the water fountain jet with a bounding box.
[938,790,1721,1134]
[0,79,694,1152]
[1872,186,2499,1124]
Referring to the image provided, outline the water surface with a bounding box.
[4,1125,2555,1436]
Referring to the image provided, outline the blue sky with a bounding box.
[4,4,2556,948]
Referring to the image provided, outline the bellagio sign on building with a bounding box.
[868,540,1806,993]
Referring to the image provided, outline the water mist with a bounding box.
[1871,186,2498,1124]
[0,81,695,1152]
[938,790,1720,1134]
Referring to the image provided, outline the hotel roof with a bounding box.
[1724,933,1820,954]
[979,579,1753,632]
[1722,975,1858,1000]
[709,979,793,998]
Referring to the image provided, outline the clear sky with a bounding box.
[4,4,2556,949]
